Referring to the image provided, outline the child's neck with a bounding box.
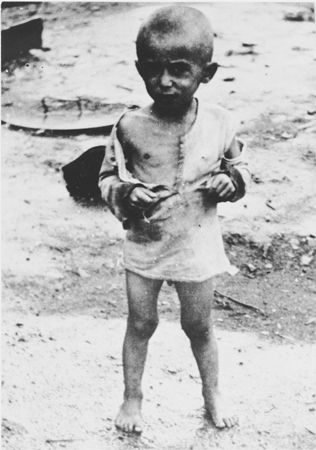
[151,98,197,124]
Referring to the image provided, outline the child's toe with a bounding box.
[214,417,226,428]
[134,424,142,434]
[223,417,232,428]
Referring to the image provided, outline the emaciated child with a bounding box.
[99,5,249,434]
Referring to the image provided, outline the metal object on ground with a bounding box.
[1,96,129,134]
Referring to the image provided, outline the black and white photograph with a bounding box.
[1,1,316,449]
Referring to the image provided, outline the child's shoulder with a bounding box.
[202,102,233,122]
[201,103,237,135]
[116,105,150,143]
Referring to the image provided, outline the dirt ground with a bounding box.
[1,2,316,449]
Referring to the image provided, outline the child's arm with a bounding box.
[98,160,141,227]
[98,114,158,228]
[208,137,250,202]
[220,136,250,202]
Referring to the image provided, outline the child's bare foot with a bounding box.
[115,398,143,434]
[204,391,238,429]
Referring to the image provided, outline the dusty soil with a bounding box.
[2,2,316,450]
[2,316,316,450]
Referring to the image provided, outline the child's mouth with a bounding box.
[156,93,178,103]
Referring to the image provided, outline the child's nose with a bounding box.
[159,69,172,88]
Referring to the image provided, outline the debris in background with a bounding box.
[289,238,300,250]
[43,159,62,172]
[292,46,308,52]
[280,131,295,140]
[245,263,256,272]
[266,199,277,211]
[261,331,270,336]
[217,63,236,69]
[62,145,105,200]
[264,404,276,413]
[298,121,316,132]
[214,297,234,311]
[167,369,178,375]
[116,84,133,92]
[223,77,235,82]
[252,174,263,184]
[242,42,257,48]
[45,439,85,444]
[225,47,259,57]
[270,176,291,184]
[273,331,295,341]
[305,318,316,326]
[1,17,43,64]
[214,289,266,316]
[300,254,313,266]
[76,269,90,278]
[283,5,315,22]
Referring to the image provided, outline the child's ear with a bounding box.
[201,62,218,83]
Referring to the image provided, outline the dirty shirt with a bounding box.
[99,101,249,282]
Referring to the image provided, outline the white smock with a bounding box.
[99,101,249,282]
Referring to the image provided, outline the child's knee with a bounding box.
[129,316,159,339]
[181,318,211,341]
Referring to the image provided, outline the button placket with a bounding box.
[174,136,185,191]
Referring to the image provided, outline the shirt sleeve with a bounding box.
[220,112,251,202]
[98,113,145,227]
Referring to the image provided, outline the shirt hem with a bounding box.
[124,264,238,282]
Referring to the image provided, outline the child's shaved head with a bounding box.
[136,5,214,64]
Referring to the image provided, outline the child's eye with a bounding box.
[140,61,161,76]
[168,63,190,77]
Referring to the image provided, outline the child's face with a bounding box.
[136,34,215,112]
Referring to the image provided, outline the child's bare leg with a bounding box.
[175,279,238,428]
[115,270,163,433]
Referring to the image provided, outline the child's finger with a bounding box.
[215,181,225,192]
[130,187,157,204]
[217,185,235,199]
[134,190,157,205]
[216,178,234,192]
[210,174,229,190]
[143,189,158,199]
[209,177,219,190]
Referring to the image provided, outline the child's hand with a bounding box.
[129,186,158,208]
[209,174,236,201]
